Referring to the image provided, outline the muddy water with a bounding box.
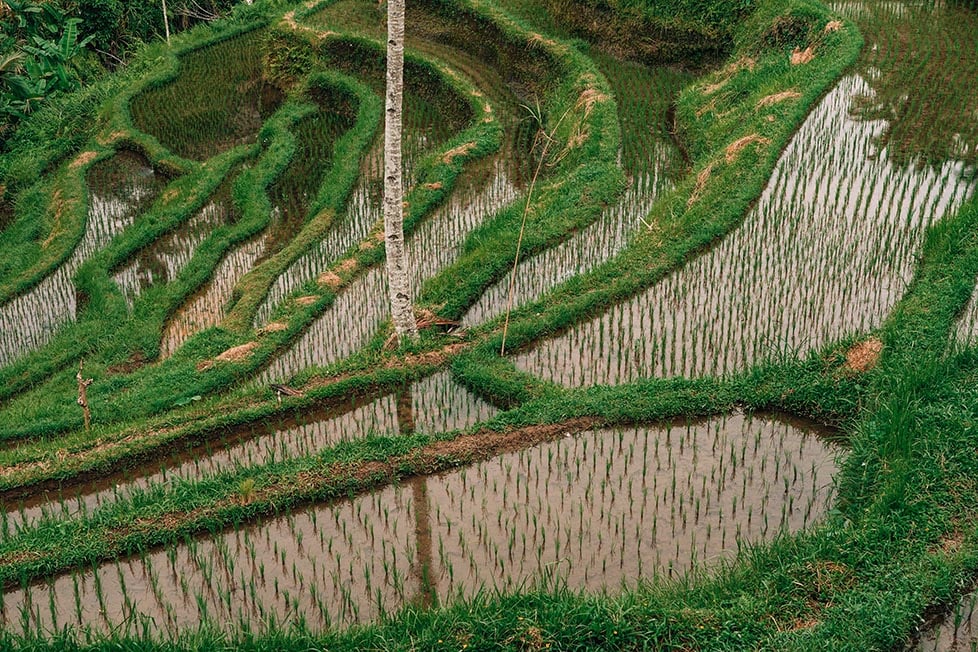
[515,3,978,384]
[0,412,837,635]
[463,53,687,326]
[130,31,283,161]
[0,152,165,367]
[1,371,495,535]
[260,158,517,382]
[112,182,237,308]
[914,590,978,651]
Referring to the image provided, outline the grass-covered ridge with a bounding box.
[5,0,978,648]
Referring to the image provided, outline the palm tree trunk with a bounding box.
[384,0,419,343]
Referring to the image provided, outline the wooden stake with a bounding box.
[76,361,93,433]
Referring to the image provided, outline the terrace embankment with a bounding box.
[514,0,977,384]
[1,412,837,636]
[0,151,166,367]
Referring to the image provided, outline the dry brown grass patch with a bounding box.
[844,337,883,373]
[258,321,288,335]
[423,182,443,191]
[791,46,815,65]
[725,134,771,163]
[215,341,260,363]
[442,142,477,164]
[70,151,99,170]
[756,90,802,109]
[687,161,718,207]
[824,20,843,33]
[575,88,609,118]
[317,270,342,289]
[294,295,318,307]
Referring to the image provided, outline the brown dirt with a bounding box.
[791,47,815,65]
[105,351,147,375]
[442,142,477,164]
[70,151,99,170]
[756,90,802,109]
[687,161,718,207]
[824,20,843,33]
[843,337,883,373]
[258,321,288,335]
[725,134,771,164]
[317,271,343,289]
[295,295,318,307]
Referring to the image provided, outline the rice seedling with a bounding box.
[130,30,284,162]
[0,151,166,367]
[514,15,977,385]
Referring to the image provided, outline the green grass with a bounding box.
[4,0,978,648]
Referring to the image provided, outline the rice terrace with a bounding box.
[0,0,977,648]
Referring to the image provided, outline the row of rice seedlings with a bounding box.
[913,589,978,652]
[0,370,495,536]
[0,483,415,637]
[252,141,383,327]
[112,170,240,308]
[130,30,284,162]
[0,412,835,635]
[260,157,517,382]
[254,87,358,265]
[157,170,249,357]
[514,69,976,385]
[463,54,687,326]
[252,40,474,327]
[0,151,166,367]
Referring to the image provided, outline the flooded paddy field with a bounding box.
[1,371,494,534]
[130,31,283,162]
[913,589,978,651]
[260,158,517,381]
[0,412,838,636]
[514,0,977,384]
[0,151,166,367]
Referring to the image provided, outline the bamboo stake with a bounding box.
[76,360,93,433]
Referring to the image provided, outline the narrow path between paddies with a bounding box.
[463,52,689,325]
[0,151,166,367]
[0,412,838,637]
[260,157,517,382]
[0,371,494,534]
[514,0,978,385]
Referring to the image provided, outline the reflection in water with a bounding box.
[1,370,495,534]
[113,198,234,308]
[516,72,976,384]
[0,413,837,635]
[0,152,164,367]
[261,160,517,382]
[914,590,978,652]
[463,168,668,326]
